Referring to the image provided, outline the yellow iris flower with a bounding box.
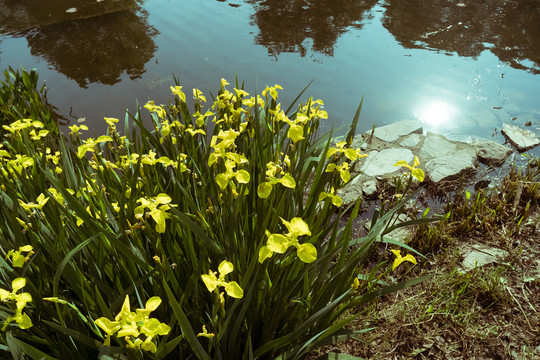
[201,260,244,299]
[94,295,171,353]
[0,277,33,331]
[394,156,425,182]
[259,217,317,264]
[390,249,417,271]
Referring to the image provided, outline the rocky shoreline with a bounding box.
[338,119,539,274]
[338,119,540,206]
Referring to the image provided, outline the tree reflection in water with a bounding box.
[0,0,158,88]
[247,0,379,56]
[382,0,540,74]
[246,0,539,74]
[26,11,158,88]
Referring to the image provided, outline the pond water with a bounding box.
[1,0,539,154]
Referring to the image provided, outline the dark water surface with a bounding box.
[1,0,539,151]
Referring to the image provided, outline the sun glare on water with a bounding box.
[414,100,456,129]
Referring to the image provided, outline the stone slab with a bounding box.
[399,133,424,148]
[362,179,378,198]
[347,119,515,198]
[366,214,412,243]
[384,218,413,243]
[419,133,458,160]
[460,244,508,272]
[472,139,513,166]
[360,148,414,177]
[367,120,423,143]
[337,175,364,206]
[501,123,540,152]
[425,149,476,183]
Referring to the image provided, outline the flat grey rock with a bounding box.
[501,123,540,152]
[367,214,412,243]
[419,133,458,160]
[460,244,508,272]
[362,179,378,198]
[385,214,414,243]
[472,139,513,166]
[399,133,424,148]
[337,176,364,206]
[360,148,414,177]
[343,118,514,199]
[369,120,423,143]
[425,150,476,183]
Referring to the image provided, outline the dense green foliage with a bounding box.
[0,77,424,359]
[0,68,60,138]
